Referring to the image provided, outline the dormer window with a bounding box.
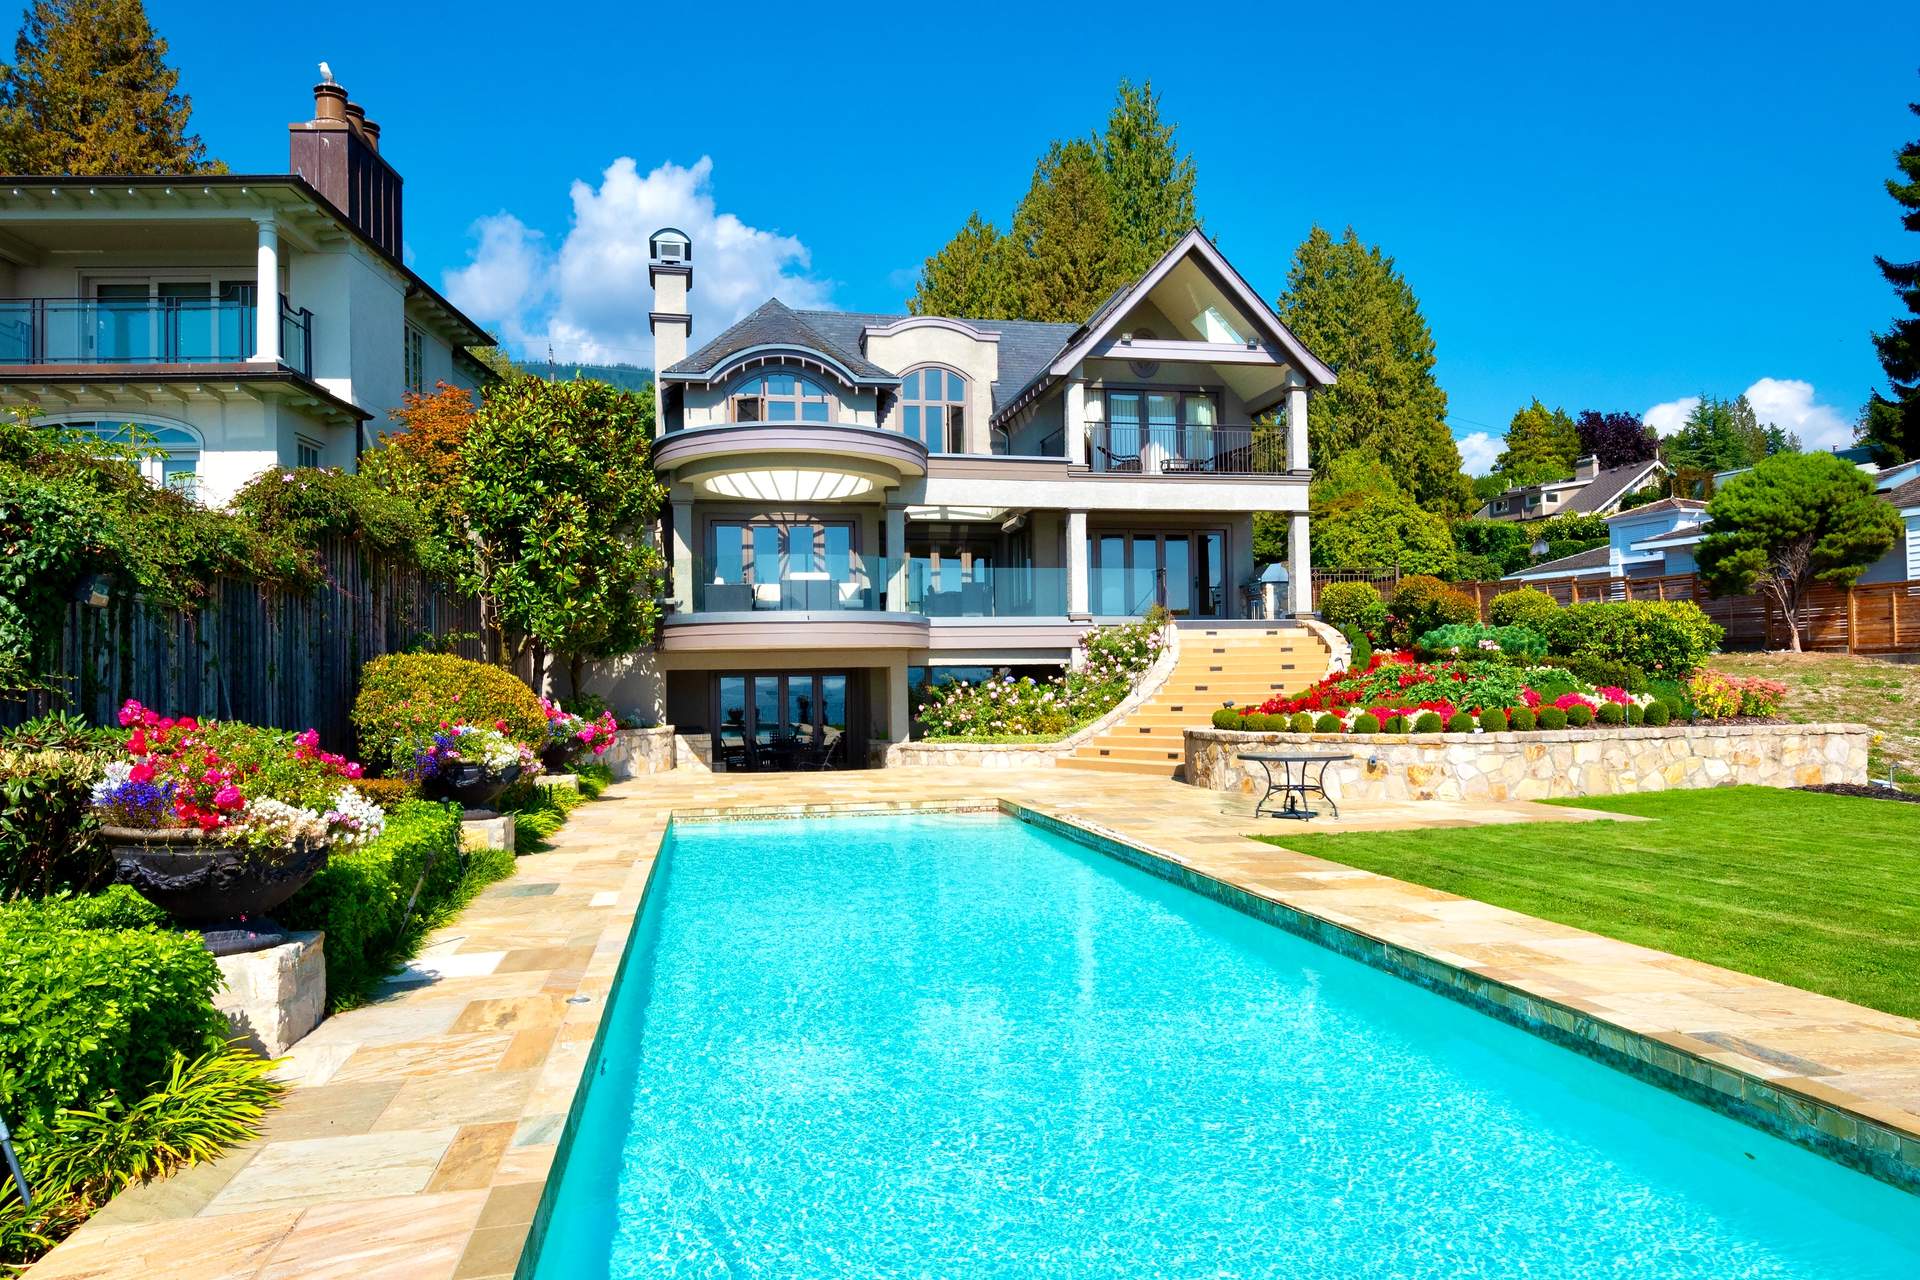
[728,371,831,423]
[899,366,968,452]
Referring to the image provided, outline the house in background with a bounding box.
[0,77,493,506]
[602,226,1336,767]
[1475,454,1666,522]
[1860,461,1920,584]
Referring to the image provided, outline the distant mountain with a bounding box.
[519,361,655,391]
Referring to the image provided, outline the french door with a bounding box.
[714,673,851,770]
[1088,530,1225,618]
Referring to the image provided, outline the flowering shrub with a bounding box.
[540,697,618,759]
[352,653,546,775]
[916,614,1167,739]
[1416,622,1548,660]
[1687,670,1788,719]
[90,702,384,850]
[408,723,537,780]
[1388,575,1479,647]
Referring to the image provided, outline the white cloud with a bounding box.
[443,156,833,366]
[1644,395,1700,438]
[1742,377,1854,452]
[1454,430,1501,477]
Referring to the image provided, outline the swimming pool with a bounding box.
[527,811,1920,1278]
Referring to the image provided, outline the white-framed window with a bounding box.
[897,366,968,452]
[727,371,832,423]
[404,323,425,392]
[62,419,203,498]
[296,436,322,469]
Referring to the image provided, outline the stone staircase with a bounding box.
[1059,622,1335,778]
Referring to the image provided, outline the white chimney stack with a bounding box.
[648,228,693,371]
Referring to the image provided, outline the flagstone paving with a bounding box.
[28,769,1920,1278]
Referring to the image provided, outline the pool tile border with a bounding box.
[1003,800,1920,1193]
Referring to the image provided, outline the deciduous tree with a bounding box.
[0,0,220,175]
[1862,83,1920,464]
[1697,451,1901,650]
[1575,410,1659,469]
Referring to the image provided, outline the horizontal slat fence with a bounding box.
[1314,572,1920,656]
[3,537,481,748]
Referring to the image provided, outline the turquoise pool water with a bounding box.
[529,812,1920,1278]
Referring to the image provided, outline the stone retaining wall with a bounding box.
[603,725,675,780]
[1185,722,1871,803]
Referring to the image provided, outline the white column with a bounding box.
[886,657,912,747]
[1285,374,1309,473]
[1289,511,1312,617]
[1066,509,1089,616]
[884,505,907,611]
[1064,378,1087,466]
[252,216,281,365]
[670,497,695,612]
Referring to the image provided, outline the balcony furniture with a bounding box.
[716,725,754,772]
[1242,751,1354,821]
[751,582,782,610]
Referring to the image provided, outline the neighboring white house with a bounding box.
[0,77,493,506]
[592,226,1336,767]
[1475,454,1665,522]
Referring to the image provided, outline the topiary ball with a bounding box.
[1566,704,1595,728]
[1291,712,1316,734]
[1211,708,1242,730]
[1643,701,1671,727]
[1627,703,1645,726]
[1508,706,1538,732]
[1352,712,1382,734]
[1414,712,1443,733]
[1479,708,1509,733]
[1383,715,1409,734]
[1446,711,1476,733]
[1537,706,1568,730]
[1314,714,1342,733]
[1596,703,1625,726]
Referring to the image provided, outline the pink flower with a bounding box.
[1520,687,1541,709]
[294,729,320,750]
[212,785,245,811]
[1596,686,1629,705]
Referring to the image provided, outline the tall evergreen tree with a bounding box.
[1493,398,1580,483]
[1274,226,1471,514]
[1006,139,1130,323]
[1663,394,1771,475]
[1097,79,1198,276]
[908,212,1015,318]
[1862,86,1920,463]
[0,0,220,175]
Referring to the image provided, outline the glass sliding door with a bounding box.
[711,673,855,772]
[1087,530,1227,618]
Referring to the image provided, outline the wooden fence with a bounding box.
[3,537,482,748]
[1315,571,1920,656]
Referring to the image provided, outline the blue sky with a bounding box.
[151,0,1916,471]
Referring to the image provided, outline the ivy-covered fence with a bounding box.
[2,537,480,747]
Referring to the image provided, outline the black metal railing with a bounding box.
[0,296,313,376]
[1086,422,1288,475]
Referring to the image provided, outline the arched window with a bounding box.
[728,371,832,423]
[898,366,967,452]
[65,420,202,496]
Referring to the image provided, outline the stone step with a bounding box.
[1072,743,1183,762]
[1055,755,1183,777]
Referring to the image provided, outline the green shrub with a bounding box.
[1413,712,1444,733]
[1627,703,1645,726]
[1644,700,1672,727]
[1318,581,1388,636]
[1566,654,1649,694]
[352,776,419,810]
[1487,586,1560,632]
[1289,712,1316,733]
[1389,575,1480,647]
[1543,601,1722,676]
[575,760,614,799]
[1445,711,1476,733]
[0,748,107,900]
[1383,715,1410,733]
[1352,712,1382,734]
[1211,708,1242,730]
[1479,708,1509,732]
[0,904,226,1139]
[1313,714,1342,733]
[1596,703,1625,726]
[352,653,547,774]
[1566,703,1595,727]
[280,799,472,1007]
[1537,706,1568,730]
[1341,625,1373,671]
[1508,706,1537,732]
[1415,622,1548,661]
[513,782,584,855]
[0,712,117,754]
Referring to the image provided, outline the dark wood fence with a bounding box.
[1315,571,1920,656]
[3,537,482,748]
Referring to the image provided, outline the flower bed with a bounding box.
[914,614,1166,740]
[539,696,619,768]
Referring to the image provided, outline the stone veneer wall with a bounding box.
[1185,722,1870,803]
[602,726,675,780]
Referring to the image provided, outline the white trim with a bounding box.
[663,343,895,391]
[860,315,999,344]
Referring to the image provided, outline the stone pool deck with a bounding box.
[28,771,1920,1278]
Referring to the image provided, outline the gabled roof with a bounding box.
[1603,496,1706,521]
[1885,474,1920,511]
[1559,460,1666,514]
[661,298,897,385]
[797,310,1076,414]
[992,227,1336,423]
[1502,545,1612,580]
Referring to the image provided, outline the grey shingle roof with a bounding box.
[798,309,1078,414]
[662,299,895,382]
[1885,475,1920,509]
[1504,545,1611,579]
[1561,461,1665,514]
[1605,496,1706,521]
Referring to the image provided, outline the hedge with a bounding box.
[351,653,546,775]
[1543,601,1722,676]
[0,749,108,900]
[1318,582,1388,636]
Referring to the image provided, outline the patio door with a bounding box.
[1088,530,1225,618]
[714,673,851,770]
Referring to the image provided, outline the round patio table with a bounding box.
[1240,750,1354,821]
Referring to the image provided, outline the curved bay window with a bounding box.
[897,366,967,452]
[67,420,202,497]
[728,371,832,423]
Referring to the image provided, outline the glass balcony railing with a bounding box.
[906,562,1068,617]
[0,297,314,376]
[686,559,1077,618]
[1086,422,1288,475]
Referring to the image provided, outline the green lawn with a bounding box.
[1261,787,1920,1018]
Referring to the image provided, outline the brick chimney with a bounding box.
[290,76,402,260]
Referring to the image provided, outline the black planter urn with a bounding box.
[104,827,328,955]
[419,762,521,811]
[538,742,577,773]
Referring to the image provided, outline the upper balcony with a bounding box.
[0,295,314,377]
[653,421,927,502]
[1085,422,1286,476]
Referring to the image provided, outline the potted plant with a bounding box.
[409,722,537,810]
[537,697,618,771]
[92,702,385,954]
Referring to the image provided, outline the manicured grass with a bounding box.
[1261,786,1920,1018]
[1709,651,1919,792]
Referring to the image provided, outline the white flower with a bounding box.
[234,798,329,846]
[90,760,133,805]
[324,786,387,850]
